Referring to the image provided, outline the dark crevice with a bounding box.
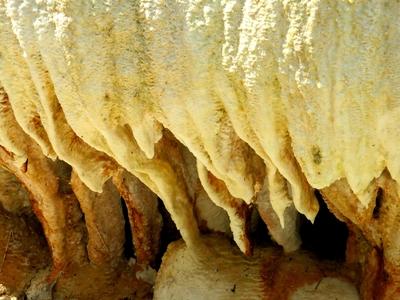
[120,198,135,259]
[154,198,181,270]
[373,188,383,219]
[250,208,273,247]
[299,190,348,261]
[53,159,73,195]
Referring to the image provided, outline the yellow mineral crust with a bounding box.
[0,0,399,256]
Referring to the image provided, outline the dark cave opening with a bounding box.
[373,187,383,219]
[299,190,349,261]
[120,197,135,260]
[154,198,182,269]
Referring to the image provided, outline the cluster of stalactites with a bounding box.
[0,0,399,258]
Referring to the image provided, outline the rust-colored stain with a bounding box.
[115,176,158,266]
[260,251,357,299]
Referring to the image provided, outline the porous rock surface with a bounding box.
[0,0,399,299]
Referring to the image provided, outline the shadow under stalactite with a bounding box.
[299,191,349,261]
